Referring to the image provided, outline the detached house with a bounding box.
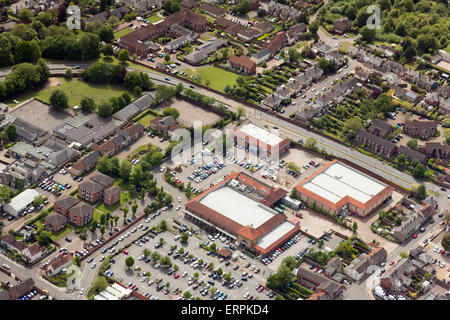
[344,247,387,281]
[46,253,73,277]
[333,17,351,35]
[229,55,257,75]
[21,243,46,264]
[150,116,182,137]
[297,268,345,299]
[69,150,101,176]
[0,234,27,254]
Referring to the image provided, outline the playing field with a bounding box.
[36,78,134,107]
[182,66,240,92]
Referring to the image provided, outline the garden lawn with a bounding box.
[36,78,134,107]
[135,113,156,127]
[148,14,164,23]
[114,27,133,39]
[182,66,240,92]
[50,225,73,242]
[96,192,131,213]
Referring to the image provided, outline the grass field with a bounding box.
[37,78,134,107]
[182,66,240,92]
[114,27,133,39]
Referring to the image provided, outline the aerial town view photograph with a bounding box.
[0,0,448,312]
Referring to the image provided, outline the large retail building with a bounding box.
[295,160,393,217]
[184,172,299,257]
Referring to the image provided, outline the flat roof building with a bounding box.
[4,189,41,217]
[233,121,290,158]
[295,160,393,217]
[185,172,298,257]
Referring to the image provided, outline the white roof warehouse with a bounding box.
[4,189,41,217]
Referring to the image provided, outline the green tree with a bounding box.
[159,219,168,231]
[0,185,12,205]
[360,26,376,42]
[92,276,108,294]
[352,222,358,232]
[288,48,301,63]
[80,97,96,113]
[49,89,69,109]
[407,139,418,150]
[97,101,113,117]
[162,107,180,119]
[37,230,52,246]
[236,105,246,120]
[118,49,130,63]
[417,184,427,200]
[107,16,120,28]
[64,68,72,79]
[125,256,135,269]
[98,26,114,43]
[33,195,43,207]
[18,8,34,23]
[4,124,17,141]
[132,203,138,218]
[399,252,408,259]
[183,291,192,299]
[180,232,189,244]
[119,160,132,182]
[412,164,426,178]
[151,251,161,262]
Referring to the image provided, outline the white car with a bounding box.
[176,205,181,211]
[178,197,182,202]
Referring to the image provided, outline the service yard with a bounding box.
[9,98,72,133]
[154,97,222,128]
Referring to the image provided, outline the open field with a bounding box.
[182,66,240,92]
[36,78,133,107]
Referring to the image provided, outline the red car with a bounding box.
[389,260,395,266]
[122,250,128,255]
[174,274,180,279]
[413,234,418,239]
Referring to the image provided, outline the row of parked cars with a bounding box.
[261,233,301,265]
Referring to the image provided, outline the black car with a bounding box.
[65,237,72,242]
[441,187,447,192]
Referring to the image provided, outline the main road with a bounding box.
[135,68,440,194]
